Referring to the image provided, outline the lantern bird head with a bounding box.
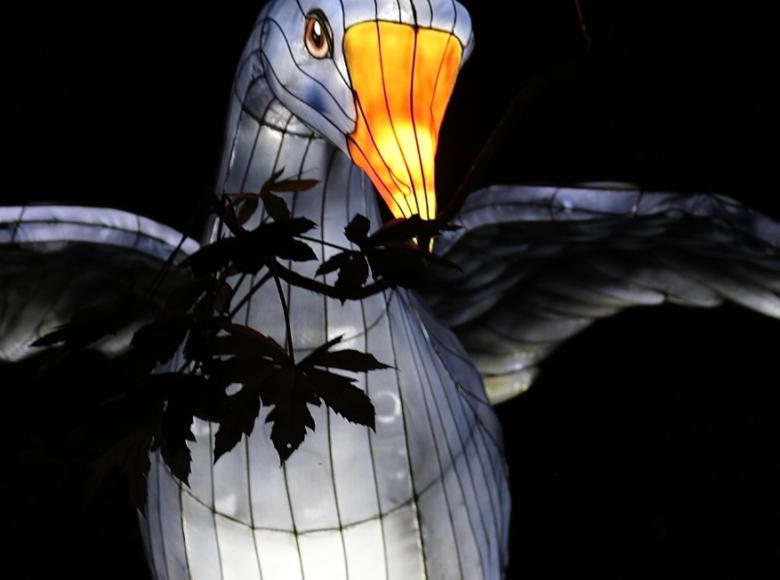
[255,0,474,221]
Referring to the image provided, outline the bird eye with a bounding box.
[304,11,332,59]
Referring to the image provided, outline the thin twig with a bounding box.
[298,235,353,253]
[271,259,390,301]
[269,263,295,364]
[228,271,273,319]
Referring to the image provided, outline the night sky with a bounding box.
[4,1,780,577]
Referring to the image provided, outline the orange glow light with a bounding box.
[344,22,462,221]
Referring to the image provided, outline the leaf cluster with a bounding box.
[21,172,457,509]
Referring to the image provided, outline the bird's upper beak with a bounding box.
[344,21,463,221]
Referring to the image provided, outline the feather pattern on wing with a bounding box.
[428,185,780,403]
[0,206,199,361]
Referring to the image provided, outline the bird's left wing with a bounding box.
[427,185,780,403]
[0,205,199,361]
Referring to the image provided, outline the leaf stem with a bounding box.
[298,235,353,253]
[271,259,390,300]
[227,272,271,319]
[269,262,296,365]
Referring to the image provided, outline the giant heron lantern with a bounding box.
[2,1,780,579]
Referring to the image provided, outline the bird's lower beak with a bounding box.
[344,22,462,221]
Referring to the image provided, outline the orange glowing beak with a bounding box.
[344,22,463,221]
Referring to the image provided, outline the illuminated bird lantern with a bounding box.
[140,2,512,578]
[3,1,780,579]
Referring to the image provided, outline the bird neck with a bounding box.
[204,69,385,353]
[209,54,382,238]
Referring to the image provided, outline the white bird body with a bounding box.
[3,1,780,579]
[141,3,509,577]
[141,89,510,580]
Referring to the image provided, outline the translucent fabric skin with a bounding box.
[4,1,779,578]
[141,2,511,578]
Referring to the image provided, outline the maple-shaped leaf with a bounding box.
[316,251,369,299]
[265,371,319,463]
[213,383,263,463]
[158,397,196,485]
[344,214,371,246]
[301,344,392,373]
[301,368,376,431]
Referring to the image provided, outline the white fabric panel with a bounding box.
[223,112,263,194]
[365,294,416,514]
[216,515,263,580]
[187,419,215,509]
[253,530,304,580]
[159,465,190,580]
[181,492,222,580]
[285,402,342,532]
[342,519,387,578]
[213,427,253,526]
[298,531,349,580]
[0,205,198,258]
[384,504,426,580]
[247,416,296,531]
[146,455,170,580]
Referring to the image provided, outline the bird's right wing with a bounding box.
[0,205,199,361]
[427,185,780,404]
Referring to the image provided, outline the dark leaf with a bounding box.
[228,193,259,205]
[213,280,234,314]
[266,374,317,463]
[316,252,351,276]
[336,253,369,296]
[167,277,211,312]
[214,386,262,463]
[131,315,190,364]
[159,398,195,484]
[368,216,459,247]
[259,168,285,194]
[316,251,369,298]
[260,191,291,221]
[236,196,259,226]
[275,239,317,262]
[216,323,290,363]
[300,335,344,366]
[304,348,392,372]
[344,214,371,245]
[369,215,426,245]
[304,368,376,430]
[281,217,318,237]
[233,218,317,269]
[89,426,155,511]
[214,196,243,236]
[266,178,319,194]
[183,238,238,277]
[367,246,459,288]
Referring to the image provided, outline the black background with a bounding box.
[4,1,780,577]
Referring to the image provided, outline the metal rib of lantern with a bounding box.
[344,22,463,221]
